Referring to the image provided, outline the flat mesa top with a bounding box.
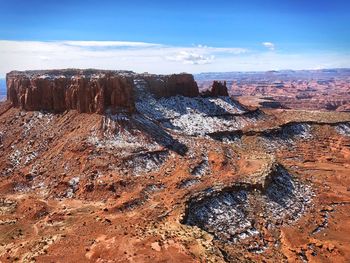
[6,69,136,79]
[6,69,193,81]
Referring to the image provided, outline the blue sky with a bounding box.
[0,0,349,75]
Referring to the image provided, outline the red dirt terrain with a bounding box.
[0,70,350,262]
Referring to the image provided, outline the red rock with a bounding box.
[0,86,350,262]
[6,70,202,113]
[200,81,229,97]
[6,70,135,114]
[196,70,350,111]
[209,81,229,96]
[145,73,199,98]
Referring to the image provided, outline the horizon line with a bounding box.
[1,67,350,79]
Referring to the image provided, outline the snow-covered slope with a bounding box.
[134,78,265,135]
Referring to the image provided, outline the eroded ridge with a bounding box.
[182,165,313,248]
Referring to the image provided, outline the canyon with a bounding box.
[0,69,349,262]
[196,69,350,112]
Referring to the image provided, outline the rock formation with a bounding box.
[6,70,204,113]
[2,69,350,262]
[209,80,229,96]
[200,80,229,97]
[6,70,135,114]
[143,73,199,98]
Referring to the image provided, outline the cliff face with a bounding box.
[144,73,199,98]
[210,81,228,96]
[200,81,229,97]
[7,70,135,114]
[6,70,202,113]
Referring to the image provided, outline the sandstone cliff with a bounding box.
[143,73,199,98]
[6,70,203,113]
[6,70,135,114]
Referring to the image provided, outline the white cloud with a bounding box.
[62,41,161,48]
[0,40,349,77]
[262,42,275,51]
[164,45,247,65]
[0,40,248,75]
[166,51,214,64]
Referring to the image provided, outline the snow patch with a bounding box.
[335,123,350,136]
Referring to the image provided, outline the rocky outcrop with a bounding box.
[210,81,228,96]
[6,70,135,114]
[201,81,229,97]
[144,74,199,98]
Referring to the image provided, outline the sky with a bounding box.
[0,0,349,76]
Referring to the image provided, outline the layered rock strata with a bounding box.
[6,70,135,113]
[6,70,203,113]
[143,73,199,98]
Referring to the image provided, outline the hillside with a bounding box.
[0,70,350,262]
